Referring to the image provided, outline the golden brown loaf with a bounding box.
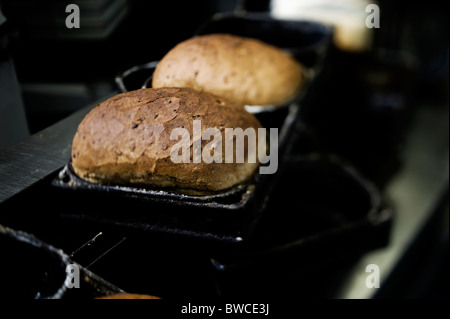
[71,88,263,192]
[152,34,305,107]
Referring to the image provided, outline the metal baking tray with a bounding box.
[210,155,393,271]
[52,15,333,242]
[209,156,394,297]
[0,153,393,299]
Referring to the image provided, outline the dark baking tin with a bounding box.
[53,102,302,243]
[207,157,394,296]
[210,155,393,272]
[53,100,302,241]
[0,225,125,299]
[53,15,334,242]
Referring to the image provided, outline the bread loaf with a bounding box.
[152,34,305,107]
[71,88,263,192]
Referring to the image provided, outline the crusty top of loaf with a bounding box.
[152,34,305,107]
[72,88,263,192]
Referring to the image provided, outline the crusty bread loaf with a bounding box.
[152,34,305,107]
[72,88,263,192]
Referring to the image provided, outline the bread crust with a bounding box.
[72,88,263,192]
[152,34,304,107]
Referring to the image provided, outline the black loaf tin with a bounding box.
[0,225,125,299]
[53,14,335,242]
[211,155,393,270]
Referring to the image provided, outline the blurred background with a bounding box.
[0,0,447,142]
[0,0,448,299]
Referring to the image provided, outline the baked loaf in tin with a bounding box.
[152,34,305,107]
[72,88,263,192]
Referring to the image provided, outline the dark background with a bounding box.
[1,0,448,133]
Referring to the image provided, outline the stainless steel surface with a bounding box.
[0,94,115,203]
